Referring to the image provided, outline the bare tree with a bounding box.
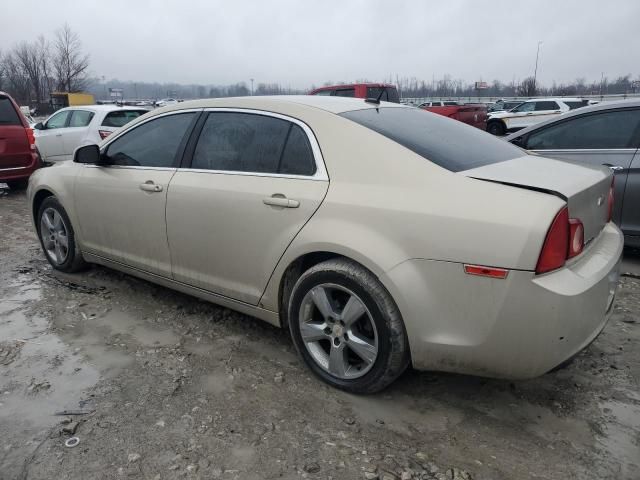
[517,76,537,97]
[1,51,31,104]
[12,36,51,105]
[53,24,90,92]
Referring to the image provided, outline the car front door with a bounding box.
[166,110,329,305]
[505,101,536,130]
[61,110,95,160]
[74,111,199,276]
[523,107,640,226]
[36,110,71,161]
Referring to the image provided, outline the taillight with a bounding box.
[536,207,569,274]
[568,219,584,258]
[607,176,614,222]
[536,206,585,274]
[98,130,112,140]
[26,128,36,150]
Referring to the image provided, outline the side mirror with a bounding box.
[34,122,44,130]
[74,144,102,164]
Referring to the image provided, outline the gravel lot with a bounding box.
[1,187,639,480]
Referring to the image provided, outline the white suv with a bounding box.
[486,98,588,135]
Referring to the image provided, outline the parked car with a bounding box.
[505,99,640,247]
[419,102,488,130]
[488,99,526,113]
[28,96,622,393]
[309,83,400,103]
[0,91,41,189]
[154,98,179,107]
[487,97,588,135]
[418,101,461,107]
[34,105,149,162]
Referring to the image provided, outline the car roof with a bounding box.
[57,105,149,113]
[156,95,406,115]
[504,99,640,140]
[311,83,396,91]
[522,97,584,102]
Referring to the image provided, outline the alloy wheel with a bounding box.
[298,283,379,379]
[40,207,69,265]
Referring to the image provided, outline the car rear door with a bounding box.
[0,94,31,171]
[61,109,95,159]
[35,110,72,160]
[523,107,640,226]
[75,111,199,276]
[166,109,329,305]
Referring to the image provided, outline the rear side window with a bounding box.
[0,96,21,125]
[69,110,95,127]
[526,109,640,150]
[102,110,147,127]
[366,87,388,101]
[192,112,290,173]
[564,101,588,110]
[279,125,316,176]
[535,101,559,111]
[341,107,523,172]
[105,112,196,167]
[334,89,355,98]
[312,90,333,96]
[387,88,400,103]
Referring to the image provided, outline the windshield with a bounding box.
[340,107,524,172]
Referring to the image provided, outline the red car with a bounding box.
[309,83,400,103]
[420,102,488,130]
[0,91,40,189]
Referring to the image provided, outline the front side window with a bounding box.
[191,112,317,176]
[526,109,640,150]
[512,102,535,113]
[105,112,196,167]
[334,88,355,98]
[69,110,95,127]
[102,110,147,127]
[46,111,71,129]
[535,101,560,111]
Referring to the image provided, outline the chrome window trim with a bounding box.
[530,148,638,154]
[84,165,177,171]
[185,107,328,181]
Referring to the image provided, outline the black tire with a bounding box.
[487,121,506,136]
[7,179,28,190]
[288,258,410,393]
[36,196,88,273]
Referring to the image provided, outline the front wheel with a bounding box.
[288,258,410,393]
[487,121,506,136]
[37,196,87,272]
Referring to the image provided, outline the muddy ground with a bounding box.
[1,187,639,480]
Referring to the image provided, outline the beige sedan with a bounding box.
[28,96,623,393]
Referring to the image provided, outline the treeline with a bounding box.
[395,74,640,98]
[0,24,89,107]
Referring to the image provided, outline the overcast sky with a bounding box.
[2,0,638,88]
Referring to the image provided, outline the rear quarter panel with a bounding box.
[260,111,564,312]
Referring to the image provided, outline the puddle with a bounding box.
[0,277,100,468]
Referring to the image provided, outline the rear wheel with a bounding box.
[288,258,410,393]
[37,197,87,272]
[487,121,506,136]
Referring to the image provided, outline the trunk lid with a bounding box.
[462,155,612,244]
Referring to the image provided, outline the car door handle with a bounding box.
[263,195,299,208]
[525,112,534,115]
[55,134,63,137]
[603,164,624,172]
[139,181,163,192]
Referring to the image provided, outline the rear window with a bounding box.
[340,107,523,172]
[102,110,147,128]
[0,96,22,126]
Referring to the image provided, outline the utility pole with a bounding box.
[533,41,543,95]
[250,78,254,96]
[599,72,605,97]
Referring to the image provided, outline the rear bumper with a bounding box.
[381,222,623,379]
[0,152,41,182]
